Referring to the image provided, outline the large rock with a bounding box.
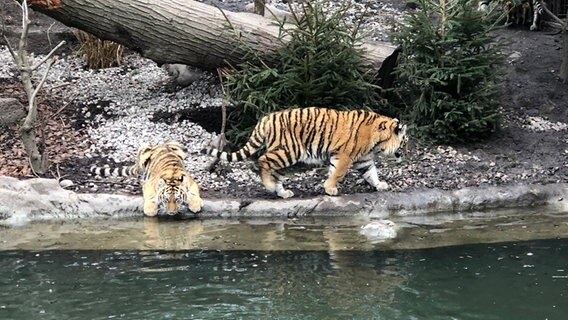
[0,98,26,128]
[0,176,141,225]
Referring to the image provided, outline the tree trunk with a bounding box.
[7,0,59,175]
[541,5,568,83]
[20,69,48,174]
[29,0,399,86]
[17,38,53,175]
[253,0,265,16]
[20,107,48,174]
[560,10,568,82]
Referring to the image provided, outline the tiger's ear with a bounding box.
[391,118,400,132]
[394,124,408,136]
[165,141,186,159]
[394,121,407,136]
[137,143,154,168]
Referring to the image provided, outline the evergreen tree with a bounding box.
[224,0,382,145]
[390,0,505,143]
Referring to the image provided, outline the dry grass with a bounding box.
[74,30,124,69]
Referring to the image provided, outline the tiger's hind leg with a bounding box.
[258,150,295,199]
[353,157,389,191]
[324,154,352,196]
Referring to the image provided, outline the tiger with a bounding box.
[202,107,408,199]
[90,141,203,216]
[480,0,544,31]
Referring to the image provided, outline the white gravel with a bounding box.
[522,116,568,132]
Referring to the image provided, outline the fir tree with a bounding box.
[390,0,505,143]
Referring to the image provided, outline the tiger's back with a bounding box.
[265,107,401,164]
[204,107,408,198]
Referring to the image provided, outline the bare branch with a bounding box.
[49,99,73,119]
[12,0,24,11]
[27,156,40,177]
[1,2,7,37]
[2,34,18,61]
[30,58,55,104]
[31,40,66,71]
[6,0,60,174]
[542,5,566,27]
[46,21,56,47]
[20,0,28,35]
[206,68,230,172]
[50,163,63,181]
[46,82,71,91]
[17,0,30,69]
[216,67,228,138]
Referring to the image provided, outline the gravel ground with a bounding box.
[0,0,566,200]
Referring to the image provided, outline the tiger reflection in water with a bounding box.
[141,217,406,305]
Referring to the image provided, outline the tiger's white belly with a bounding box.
[299,152,328,165]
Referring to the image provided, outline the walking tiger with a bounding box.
[202,107,408,198]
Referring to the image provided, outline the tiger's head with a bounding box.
[375,118,408,159]
[157,172,188,215]
[154,142,189,215]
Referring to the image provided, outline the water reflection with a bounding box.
[140,216,396,253]
[143,217,205,250]
[1,209,567,252]
[139,218,409,317]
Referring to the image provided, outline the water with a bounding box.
[1,239,567,319]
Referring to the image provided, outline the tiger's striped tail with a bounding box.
[201,124,265,162]
[90,164,139,177]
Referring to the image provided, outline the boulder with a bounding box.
[0,98,26,128]
[0,176,142,225]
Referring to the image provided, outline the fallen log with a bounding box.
[30,0,399,86]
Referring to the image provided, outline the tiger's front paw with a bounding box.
[324,180,339,196]
[375,181,389,191]
[143,209,158,217]
[325,187,338,196]
[277,189,295,199]
[188,197,204,213]
[143,202,158,217]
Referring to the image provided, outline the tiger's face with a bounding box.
[376,119,408,159]
[157,174,188,215]
[393,122,409,159]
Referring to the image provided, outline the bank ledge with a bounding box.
[0,175,566,225]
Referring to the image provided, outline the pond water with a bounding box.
[0,211,567,319]
[0,239,567,319]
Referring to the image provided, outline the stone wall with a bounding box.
[1,175,566,225]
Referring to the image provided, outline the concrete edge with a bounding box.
[0,175,566,225]
[203,183,568,218]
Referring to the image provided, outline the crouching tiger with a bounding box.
[202,107,408,198]
[90,141,203,216]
